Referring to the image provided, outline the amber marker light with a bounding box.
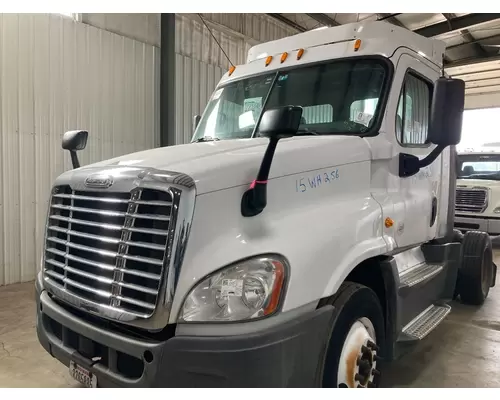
[354,39,362,52]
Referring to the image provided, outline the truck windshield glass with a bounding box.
[458,154,500,180]
[192,59,388,141]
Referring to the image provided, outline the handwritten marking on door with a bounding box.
[296,169,340,193]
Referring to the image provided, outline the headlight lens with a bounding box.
[494,207,500,214]
[179,255,287,322]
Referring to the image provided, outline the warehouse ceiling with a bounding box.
[267,13,500,98]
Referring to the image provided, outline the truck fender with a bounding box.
[318,254,399,361]
[319,238,399,361]
[321,237,389,299]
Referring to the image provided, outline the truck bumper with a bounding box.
[454,215,500,236]
[36,275,334,388]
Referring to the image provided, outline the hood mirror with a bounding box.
[241,106,302,217]
[62,130,88,169]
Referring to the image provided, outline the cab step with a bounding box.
[398,262,444,295]
[400,304,451,341]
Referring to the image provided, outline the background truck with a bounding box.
[455,148,500,236]
[36,21,496,388]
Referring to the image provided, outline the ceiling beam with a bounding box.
[465,78,500,88]
[465,76,500,85]
[447,33,500,52]
[266,14,306,32]
[442,13,488,58]
[453,68,500,82]
[377,13,405,28]
[415,13,500,38]
[446,68,500,79]
[465,84,500,94]
[445,54,500,69]
[306,13,339,27]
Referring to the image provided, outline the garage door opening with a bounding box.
[458,107,500,151]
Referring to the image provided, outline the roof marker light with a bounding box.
[265,56,273,66]
[297,48,304,60]
[280,52,288,63]
[228,66,236,76]
[354,39,362,52]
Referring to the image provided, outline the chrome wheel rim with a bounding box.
[337,317,380,388]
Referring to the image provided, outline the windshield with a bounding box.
[458,154,500,180]
[192,58,388,141]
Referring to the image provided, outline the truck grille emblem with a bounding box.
[84,174,114,188]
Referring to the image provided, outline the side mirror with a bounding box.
[428,77,465,146]
[241,106,302,217]
[62,130,88,169]
[193,115,201,132]
[258,106,303,140]
[399,77,465,178]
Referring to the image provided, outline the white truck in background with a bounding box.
[455,148,500,236]
[36,21,496,388]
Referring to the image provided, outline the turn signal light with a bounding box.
[385,217,394,228]
[354,39,362,52]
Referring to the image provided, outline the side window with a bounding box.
[396,73,431,145]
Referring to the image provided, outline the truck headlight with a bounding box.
[179,255,287,323]
[494,207,500,214]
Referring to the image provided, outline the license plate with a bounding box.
[69,361,97,388]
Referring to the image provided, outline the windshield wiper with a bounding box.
[295,129,320,136]
[194,136,220,143]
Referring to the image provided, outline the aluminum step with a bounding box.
[401,304,451,341]
[398,262,444,293]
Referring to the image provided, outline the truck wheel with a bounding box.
[322,282,385,388]
[457,231,493,305]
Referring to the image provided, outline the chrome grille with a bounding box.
[455,187,488,213]
[43,185,173,317]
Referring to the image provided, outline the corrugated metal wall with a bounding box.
[0,13,159,285]
[0,13,296,285]
[174,14,297,144]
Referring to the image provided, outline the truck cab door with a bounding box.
[389,53,442,247]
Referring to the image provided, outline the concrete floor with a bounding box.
[2,254,500,388]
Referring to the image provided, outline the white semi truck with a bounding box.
[455,148,500,236]
[36,21,496,388]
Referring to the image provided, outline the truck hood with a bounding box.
[75,136,372,194]
[457,178,500,188]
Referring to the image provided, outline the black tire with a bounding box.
[322,282,385,388]
[457,231,493,305]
